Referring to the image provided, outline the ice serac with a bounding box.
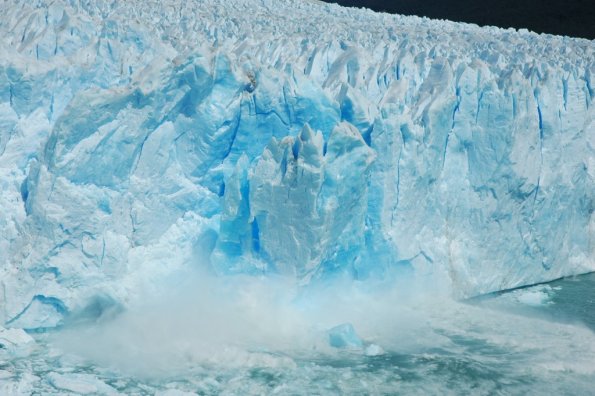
[212,122,375,278]
[0,0,593,330]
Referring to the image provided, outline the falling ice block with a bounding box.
[328,323,364,349]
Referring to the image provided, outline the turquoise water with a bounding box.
[2,273,595,395]
[529,273,595,331]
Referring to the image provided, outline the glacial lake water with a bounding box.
[2,273,595,395]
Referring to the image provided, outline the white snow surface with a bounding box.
[0,0,593,330]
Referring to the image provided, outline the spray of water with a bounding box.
[50,265,595,394]
[51,265,448,375]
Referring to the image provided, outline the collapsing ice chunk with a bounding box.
[328,323,364,349]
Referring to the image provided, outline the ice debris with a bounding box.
[328,323,364,349]
[0,326,35,358]
[46,372,118,395]
[513,285,555,306]
[364,343,385,357]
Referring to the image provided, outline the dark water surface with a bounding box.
[546,272,595,330]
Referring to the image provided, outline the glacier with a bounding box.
[0,0,593,332]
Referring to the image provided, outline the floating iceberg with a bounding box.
[328,323,364,349]
[0,0,593,330]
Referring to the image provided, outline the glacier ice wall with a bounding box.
[0,0,593,330]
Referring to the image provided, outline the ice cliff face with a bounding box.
[0,0,593,330]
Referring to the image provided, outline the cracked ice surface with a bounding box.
[0,0,593,330]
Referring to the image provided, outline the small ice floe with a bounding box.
[47,372,118,395]
[0,326,35,358]
[364,343,385,357]
[328,323,364,349]
[514,285,554,306]
[328,323,385,356]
